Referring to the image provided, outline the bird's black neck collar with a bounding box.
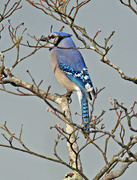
[49,36,67,51]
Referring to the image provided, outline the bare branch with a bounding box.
[116,101,137,132]
[101,161,132,180]
[0,0,22,22]
[119,0,137,14]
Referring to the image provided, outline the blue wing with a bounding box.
[59,62,94,100]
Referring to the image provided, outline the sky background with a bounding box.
[0,0,137,179]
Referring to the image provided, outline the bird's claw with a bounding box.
[55,91,72,103]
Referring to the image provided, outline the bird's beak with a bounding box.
[40,36,49,42]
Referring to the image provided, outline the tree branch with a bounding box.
[0,0,22,22]
[119,0,137,15]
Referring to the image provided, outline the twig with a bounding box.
[119,0,137,15]
[0,0,22,22]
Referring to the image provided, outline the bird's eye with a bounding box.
[49,35,55,39]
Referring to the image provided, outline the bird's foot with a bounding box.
[55,91,72,103]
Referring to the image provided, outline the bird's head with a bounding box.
[40,31,72,49]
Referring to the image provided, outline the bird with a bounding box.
[40,31,95,131]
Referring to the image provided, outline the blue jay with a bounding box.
[40,31,95,131]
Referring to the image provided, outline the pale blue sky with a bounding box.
[0,0,137,179]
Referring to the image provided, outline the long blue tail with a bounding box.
[80,91,90,131]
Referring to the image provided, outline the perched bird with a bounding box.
[40,31,95,131]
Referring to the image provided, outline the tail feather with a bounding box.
[77,90,90,131]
